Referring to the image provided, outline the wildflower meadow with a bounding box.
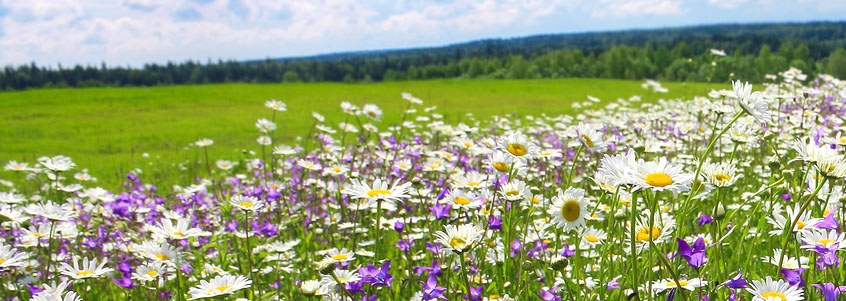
[4,67,846,301]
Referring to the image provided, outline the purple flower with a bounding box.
[697,214,713,225]
[676,238,707,269]
[781,268,805,287]
[468,285,483,301]
[360,261,393,288]
[429,203,451,220]
[812,283,846,301]
[607,276,621,290]
[815,209,840,231]
[395,239,414,252]
[813,243,841,269]
[538,285,562,301]
[425,242,443,255]
[394,221,405,233]
[420,274,448,300]
[487,215,502,230]
[725,269,748,289]
[560,244,575,257]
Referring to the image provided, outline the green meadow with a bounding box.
[1,78,716,186]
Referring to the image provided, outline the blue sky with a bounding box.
[0,0,844,67]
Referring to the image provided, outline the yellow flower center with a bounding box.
[489,294,501,299]
[581,135,594,148]
[76,271,94,277]
[33,232,43,237]
[713,173,731,183]
[450,237,466,248]
[819,239,835,246]
[368,111,377,118]
[493,162,509,172]
[332,168,342,172]
[585,235,599,243]
[665,281,689,287]
[561,200,581,221]
[636,227,661,242]
[332,254,348,261]
[173,232,185,238]
[530,196,540,204]
[238,202,254,208]
[0,259,5,265]
[146,270,158,277]
[213,285,231,293]
[507,144,527,156]
[155,254,169,261]
[761,291,786,301]
[464,142,473,148]
[796,221,805,229]
[468,181,480,186]
[454,197,471,205]
[367,189,391,197]
[645,172,674,187]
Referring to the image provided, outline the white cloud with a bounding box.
[592,0,683,17]
[707,0,750,9]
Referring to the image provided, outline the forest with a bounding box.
[3,21,846,90]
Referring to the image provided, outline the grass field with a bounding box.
[1,78,717,185]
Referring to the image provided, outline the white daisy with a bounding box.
[746,276,803,301]
[548,187,590,232]
[434,223,484,254]
[58,257,114,280]
[187,274,252,300]
[630,157,693,196]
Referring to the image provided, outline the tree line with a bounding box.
[4,22,846,90]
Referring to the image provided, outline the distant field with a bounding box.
[1,78,717,185]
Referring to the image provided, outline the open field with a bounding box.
[1,78,716,185]
[2,70,845,300]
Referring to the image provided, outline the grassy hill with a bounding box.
[1,78,719,186]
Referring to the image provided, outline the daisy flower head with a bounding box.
[216,160,233,170]
[630,157,693,196]
[700,161,741,187]
[132,262,166,283]
[256,136,272,146]
[576,122,607,153]
[498,132,540,161]
[342,178,412,207]
[434,223,484,254]
[732,80,772,124]
[597,149,638,188]
[27,201,76,222]
[4,160,30,172]
[548,187,590,232]
[361,104,383,121]
[195,138,213,147]
[187,274,252,300]
[651,278,707,293]
[148,217,211,240]
[499,180,529,202]
[58,257,113,280]
[325,248,355,263]
[799,229,846,250]
[746,276,803,301]
[0,242,28,268]
[487,151,520,174]
[264,99,286,111]
[630,213,676,252]
[579,227,607,249]
[441,189,482,210]
[255,118,277,133]
[39,155,75,172]
[815,151,846,179]
[230,195,264,212]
